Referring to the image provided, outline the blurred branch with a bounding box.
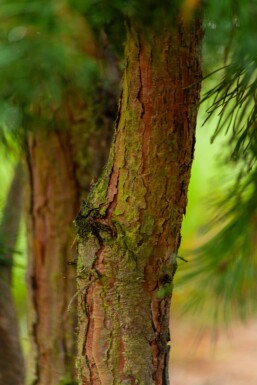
[0,161,23,280]
[0,160,25,385]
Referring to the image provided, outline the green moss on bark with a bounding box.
[76,17,202,385]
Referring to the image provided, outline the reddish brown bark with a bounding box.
[26,130,79,385]
[76,18,202,385]
[25,100,116,385]
[25,22,119,379]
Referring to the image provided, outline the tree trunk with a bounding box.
[25,93,116,385]
[76,19,202,385]
[26,129,80,385]
[0,162,25,385]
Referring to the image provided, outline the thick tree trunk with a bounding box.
[0,162,25,385]
[76,19,202,385]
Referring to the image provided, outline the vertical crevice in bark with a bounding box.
[76,17,202,385]
[0,162,25,385]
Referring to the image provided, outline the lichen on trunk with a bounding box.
[76,18,202,385]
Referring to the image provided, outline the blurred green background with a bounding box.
[0,95,223,351]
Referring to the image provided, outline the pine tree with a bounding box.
[75,2,202,384]
[2,1,256,384]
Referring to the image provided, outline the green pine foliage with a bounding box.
[0,0,100,147]
[74,0,185,55]
[178,0,257,323]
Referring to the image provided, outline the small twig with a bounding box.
[177,255,188,263]
[66,277,97,313]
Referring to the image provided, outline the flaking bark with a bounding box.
[76,18,202,385]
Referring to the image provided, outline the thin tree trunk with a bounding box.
[76,18,202,385]
[26,87,117,385]
[26,130,80,385]
[0,162,25,385]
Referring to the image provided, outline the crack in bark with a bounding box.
[136,35,145,120]
[84,285,100,385]
[105,319,114,383]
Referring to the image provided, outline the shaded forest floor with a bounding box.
[170,317,257,385]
